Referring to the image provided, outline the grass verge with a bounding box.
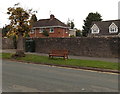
[1,53,119,70]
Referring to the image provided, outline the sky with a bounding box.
[118,1,120,19]
[0,0,120,30]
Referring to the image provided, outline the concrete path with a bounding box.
[1,49,118,63]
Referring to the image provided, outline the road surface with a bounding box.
[2,60,118,92]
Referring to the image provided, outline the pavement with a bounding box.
[1,49,118,63]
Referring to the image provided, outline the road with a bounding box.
[2,60,118,92]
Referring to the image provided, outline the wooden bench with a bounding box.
[49,50,68,60]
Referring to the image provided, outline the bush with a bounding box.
[70,35,75,37]
[42,30,49,37]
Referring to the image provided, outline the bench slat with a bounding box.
[49,50,68,60]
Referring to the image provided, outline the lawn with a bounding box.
[1,53,119,70]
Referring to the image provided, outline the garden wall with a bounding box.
[32,37,120,58]
[2,38,14,49]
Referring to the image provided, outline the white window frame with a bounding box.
[65,31,68,34]
[30,29,35,34]
[49,28,54,33]
[91,24,100,34]
[109,22,118,33]
[39,28,44,33]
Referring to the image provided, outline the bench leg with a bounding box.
[64,56,68,60]
[67,56,68,59]
[64,55,68,60]
[49,55,51,58]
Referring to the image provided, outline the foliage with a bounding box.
[82,12,102,37]
[70,35,75,37]
[13,35,17,49]
[2,25,11,37]
[30,14,37,27]
[76,29,82,37]
[42,30,49,37]
[7,3,36,37]
[67,19,75,29]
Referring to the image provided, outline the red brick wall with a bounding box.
[29,27,69,38]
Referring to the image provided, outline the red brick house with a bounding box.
[30,14,70,38]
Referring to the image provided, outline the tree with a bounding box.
[67,19,75,29]
[42,30,49,37]
[30,14,37,27]
[2,25,10,37]
[76,29,82,37]
[82,12,102,37]
[7,3,35,58]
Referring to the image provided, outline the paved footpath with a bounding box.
[1,49,118,63]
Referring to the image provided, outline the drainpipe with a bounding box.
[63,29,64,38]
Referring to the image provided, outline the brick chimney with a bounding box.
[50,14,55,19]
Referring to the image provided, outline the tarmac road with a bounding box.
[2,60,119,92]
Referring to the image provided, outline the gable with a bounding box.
[109,22,118,33]
[91,24,99,34]
[109,22,118,28]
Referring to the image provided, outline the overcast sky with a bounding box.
[0,0,119,29]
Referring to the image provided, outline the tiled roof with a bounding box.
[33,15,69,28]
[91,19,120,35]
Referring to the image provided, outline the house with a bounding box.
[89,19,120,37]
[69,28,77,37]
[30,14,70,38]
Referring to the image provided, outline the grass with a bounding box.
[1,53,119,70]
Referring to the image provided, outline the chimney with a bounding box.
[50,14,55,19]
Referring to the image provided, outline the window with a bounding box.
[91,24,99,34]
[31,29,35,34]
[49,28,54,33]
[39,28,44,33]
[66,31,68,33]
[109,22,118,33]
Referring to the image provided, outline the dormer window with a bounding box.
[91,24,99,34]
[109,22,118,33]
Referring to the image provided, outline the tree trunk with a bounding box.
[12,33,25,58]
[17,33,24,51]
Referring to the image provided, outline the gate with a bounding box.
[25,38,35,52]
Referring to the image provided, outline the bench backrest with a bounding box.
[51,50,68,55]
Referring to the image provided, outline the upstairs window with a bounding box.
[49,28,54,33]
[91,24,99,34]
[39,28,44,33]
[109,22,118,33]
[66,31,68,34]
[30,29,35,34]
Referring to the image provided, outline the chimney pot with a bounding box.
[50,14,55,19]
